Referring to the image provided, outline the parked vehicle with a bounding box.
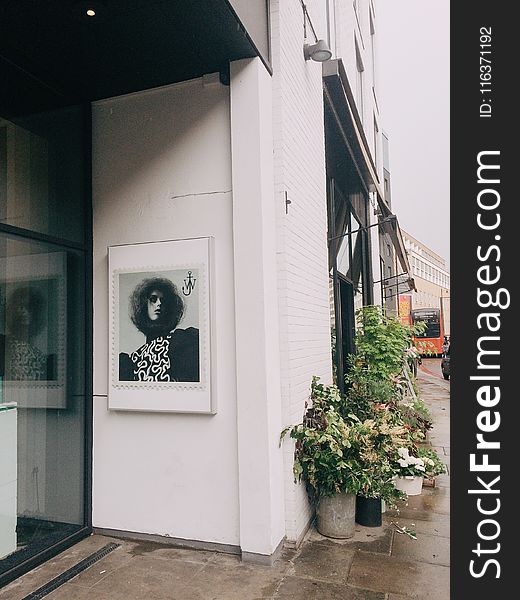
[441,343,450,380]
[412,308,444,356]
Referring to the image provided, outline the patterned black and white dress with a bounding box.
[119,327,199,383]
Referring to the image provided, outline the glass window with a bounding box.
[0,233,86,570]
[1,99,88,581]
[349,212,364,299]
[0,107,86,243]
[337,235,351,277]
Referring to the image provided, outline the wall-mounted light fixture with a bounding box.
[300,0,332,62]
[304,39,332,62]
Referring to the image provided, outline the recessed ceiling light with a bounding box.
[86,8,96,17]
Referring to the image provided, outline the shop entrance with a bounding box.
[0,104,91,587]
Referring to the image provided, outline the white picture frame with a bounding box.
[0,252,67,409]
[108,237,216,413]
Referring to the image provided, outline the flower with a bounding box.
[392,447,427,477]
[417,447,446,477]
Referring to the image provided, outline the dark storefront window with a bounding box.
[328,180,371,392]
[0,105,90,585]
[1,107,85,244]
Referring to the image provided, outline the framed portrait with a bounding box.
[0,252,67,409]
[108,237,216,413]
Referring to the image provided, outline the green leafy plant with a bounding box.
[281,378,407,507]
[396,397,433,436]
[343,360,397,421]
[351,305,421,380]
[345,412,408,506]
[281,306,438,518]
[280,378,361,499]
[417,447,447,477]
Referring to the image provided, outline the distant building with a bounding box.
[402,230,451,335]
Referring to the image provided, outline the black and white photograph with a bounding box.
[108,237,214,413]
[117,269,200,383]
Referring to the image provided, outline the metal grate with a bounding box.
[21,542,120,600]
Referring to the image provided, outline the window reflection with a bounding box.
[0,235,84,569]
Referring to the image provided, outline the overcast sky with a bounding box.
[377,1,450,266]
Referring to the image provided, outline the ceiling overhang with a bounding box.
[0,0,270,118]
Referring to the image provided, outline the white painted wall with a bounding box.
[271,0,334,544]
[92,78,240,546]
[230,58,286,557]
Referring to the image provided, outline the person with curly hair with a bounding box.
[1,285,55,382]
[118,277,199,382]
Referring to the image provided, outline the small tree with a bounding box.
[351,305,418,379]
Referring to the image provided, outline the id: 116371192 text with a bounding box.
[479,26,492,118]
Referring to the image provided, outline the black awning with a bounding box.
[377,204,414,290]
[323,58,413,288]
[0,0,270,118]
[323,58,383,198]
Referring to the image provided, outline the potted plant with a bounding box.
[395,395,433,437]
[281,378,370,538]
[391,447,429,495]
[346,411,408,526]
[418,446,447,484]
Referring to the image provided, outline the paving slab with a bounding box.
[392,532,450,566]
[307,524,394,555]
[387,516,450,539]
[175,561,284,600]
[347,551,450,599]
[274,575,386,600]
[83,554,206,600]
[289,542,356,584]
[47,583,107,600]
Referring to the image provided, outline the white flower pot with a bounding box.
[394,475,423,496]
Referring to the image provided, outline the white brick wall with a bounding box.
[270,0,388,544]
[333,0,381,179]
[271,0,333,543]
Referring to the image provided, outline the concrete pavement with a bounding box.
[1,361,450,599]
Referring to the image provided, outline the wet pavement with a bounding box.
[1,362,449,599]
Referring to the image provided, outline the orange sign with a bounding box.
[398,294,412,326]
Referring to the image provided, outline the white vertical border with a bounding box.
[108,236,216,414]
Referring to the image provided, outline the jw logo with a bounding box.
[182,271,196,296]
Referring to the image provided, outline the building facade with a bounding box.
[402,230,451,335]
[1,1,412,584]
